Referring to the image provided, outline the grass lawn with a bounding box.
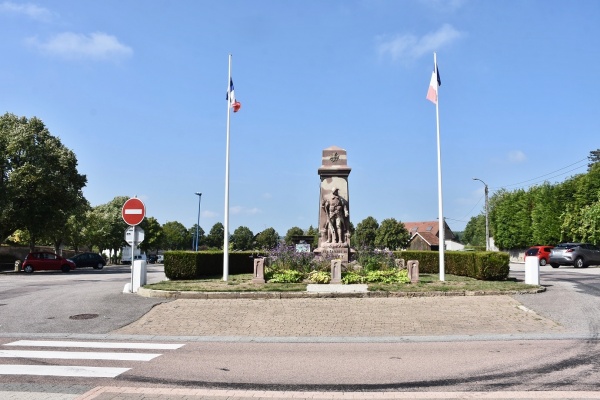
[145,273,540,293]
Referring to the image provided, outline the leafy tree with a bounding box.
[530,183,562,245]
[56,199,91,253]
[139,217,164,253]
[161,221,189,250]
[284,226,304,245]
[588,149,600,171]
[462,214,486,246]
[305,225,319,248]
[188,224,206,250]
[0,113,87,249]
[374,218,410,250]
[255,227,279,250]
[205,222,225,249]
[489,189,533,249]
[353,216,379,248]
[231,226,255,250]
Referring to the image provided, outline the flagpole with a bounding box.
[223,54,232,281]
[433,52,445,282]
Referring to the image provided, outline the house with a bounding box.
[403,220,464,251]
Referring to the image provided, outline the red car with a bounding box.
[22,252,76,273]
[525,246,554,266]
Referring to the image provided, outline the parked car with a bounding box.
[549,243,600,268]
[157,254,164,263]
[69,252,106,269]
[22,252,76,273]
[525,245,554,266]
[147,254,158,264]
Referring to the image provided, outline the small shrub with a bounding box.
[341,271,365,284]
[268,269,304,283]
[354,247,396,271]
[365,269,410,284]
[307,270,331,284]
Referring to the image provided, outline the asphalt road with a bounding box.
[0,264,167,334]
[0,262,599,398]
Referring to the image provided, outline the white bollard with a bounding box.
[524,256,540,285]
[131,260,147,293]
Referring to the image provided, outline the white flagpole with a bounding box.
[433,52,445,281]
[223,54,232,281]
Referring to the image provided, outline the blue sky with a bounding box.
[1,0,598,238]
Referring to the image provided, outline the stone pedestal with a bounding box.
[330,259,342,284]
[407,260,419,283]
[315,146,353,262]
[252,258,265,284]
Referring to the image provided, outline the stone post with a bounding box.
[330,259,342,284]
[252,257,265,284]
[407,260,419,283]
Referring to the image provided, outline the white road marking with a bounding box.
[0,364,129,378]
[4,340,184,350]
[0,349,160,361]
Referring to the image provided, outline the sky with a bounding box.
[1,0,598,239]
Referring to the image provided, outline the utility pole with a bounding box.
[472,178,489,251]
[195,192,202,251]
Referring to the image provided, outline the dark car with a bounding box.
[525,246,554,266]
[147,254,158,264]
[69,252,106,269]
[549,243,600,268]
[22,252,76,273]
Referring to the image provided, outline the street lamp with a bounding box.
[195,192,202,251]
[472,178,489,251]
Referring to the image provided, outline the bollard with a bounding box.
[407,260,419,283]
[131,260,147,293]
[14,260,21,272]
[330,259,342,284]
[252,257,265,284]
[524,256,540,285]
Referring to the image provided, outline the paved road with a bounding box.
[1,262,599,399]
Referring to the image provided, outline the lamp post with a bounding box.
[472,178,489,251]
[195,192,202,251]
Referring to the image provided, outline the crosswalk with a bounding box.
[0,339,184,378]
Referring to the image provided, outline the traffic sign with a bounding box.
[125,226,145,244]
[122,198,146,226]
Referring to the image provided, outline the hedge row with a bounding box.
[165,250,509,281]
[394,250,509,280]
[164,250,266,280]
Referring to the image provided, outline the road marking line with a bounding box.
[0,349,160,361]
[4,340,183,350]
[0,364,130,378]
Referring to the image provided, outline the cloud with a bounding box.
[377,24,463,62]
[201,210,218,219]
[27,32,133,60]
[0,1,55,21]
[231,206,261,215]
[262,192,272,200]
[508,150,527,164]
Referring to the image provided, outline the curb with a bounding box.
[136,286,546,299]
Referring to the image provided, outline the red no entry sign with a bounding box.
[122,198,146,226]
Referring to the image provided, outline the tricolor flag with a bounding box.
[426,66,441,105]
[226,78,241,112]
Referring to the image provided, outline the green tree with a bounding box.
[374,218,410,250]
[161,221,189,250]
[139,217,164,253]
[490,189,533,249]
[284,226,304,245]
[255,227,279,250]
[588,148,600,171]
[462,214,486,246]
[353,216,379,248]
[205,222,225,249]
[305,225,319,248]
[0,113,87,249]
[188,224,206,250]
[84,196,129,255]
[231,226,255,250]
[530,183,562,245]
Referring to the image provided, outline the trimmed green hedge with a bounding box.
[164,250,267,280]
[164,250,509,281]
[393,250,509,280]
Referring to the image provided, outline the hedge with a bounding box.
[393,250,509,280]
[164,250,267,280]
[165,249,509,281]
